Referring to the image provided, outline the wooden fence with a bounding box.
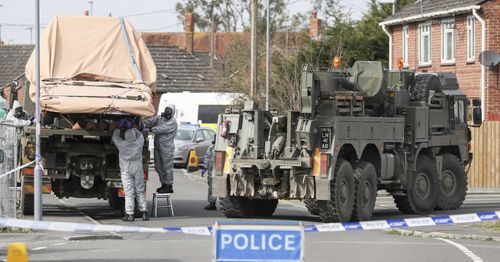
[468,121,500,192]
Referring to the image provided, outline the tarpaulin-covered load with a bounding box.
[25,16,157,117]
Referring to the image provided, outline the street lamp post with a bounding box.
[265,0,270,111]
[34,0,43,221]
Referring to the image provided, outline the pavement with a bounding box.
[0,168,500,261]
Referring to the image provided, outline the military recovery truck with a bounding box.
[213,61,482,222]
[19,16,156,215]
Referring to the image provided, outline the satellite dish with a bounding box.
[479,50,500,68]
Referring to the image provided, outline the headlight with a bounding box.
[176,145,185,151]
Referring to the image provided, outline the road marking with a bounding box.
[314,240,447,246]
[280,200,306,209]
[437,238,483,262]
[57,199,121,237]
[52,243,66,246]
[31,246,47,251]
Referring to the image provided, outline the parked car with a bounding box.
[174,125,216,168]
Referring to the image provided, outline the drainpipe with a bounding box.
[473,8,486,121]
[382,25,392,70]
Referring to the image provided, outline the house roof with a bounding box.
[147,45,218,93]
[0,45,34,88]
[0,44,217,94]
[382,0,488,26]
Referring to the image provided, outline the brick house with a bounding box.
[381,0,500,191]
[380,0,500,121]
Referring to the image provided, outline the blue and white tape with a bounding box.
[308,211,500,232]
[0,160,35,179]
[1,211,499,236]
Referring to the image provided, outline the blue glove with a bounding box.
[143,127,151,133]
[116,120,123,129]
[123,120,132,129]
[201,169,207,177]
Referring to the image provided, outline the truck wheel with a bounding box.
[318,159,355,223]
[394,155,438,214]
[220,197,253,218]
[304,199,319,216]
[436,154,467,210]
[23,194,34,215]
[409,74,442,101]
[252,199,278,217]
[351,161,377,221]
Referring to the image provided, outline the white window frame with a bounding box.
[418,23,432,66]
[402,25,409,67]
[441,18,456,63]
[467,15,475,62]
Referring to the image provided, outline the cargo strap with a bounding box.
[119,17,143,83]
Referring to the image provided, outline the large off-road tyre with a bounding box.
[436,154,467,210]
[220,196,253,218]
[409,74,442,101]
[22,193,34,215]
[351,161,378,221]
[252,199,279,217]
[304,199,319,216]
[394,155,439,214]
[318,159,355,223]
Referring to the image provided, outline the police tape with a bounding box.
[0,211,499,236]
[0,160,36,179]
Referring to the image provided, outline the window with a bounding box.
[402,25,409,67]
[441,18,455,63]
[198,104,228,124]
[467,16,475,61]
[453,99,466,124]
[195,131,205,142]
[202,129,215,141]
[418,23,432,65]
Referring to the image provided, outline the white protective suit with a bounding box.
[144,105,178,186]
[204,145,216,204]
[112,128,147,215]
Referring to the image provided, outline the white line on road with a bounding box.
[31,246,47,251]
[57,199,121,237]
[437,238,484,262]
[52,243,66,246]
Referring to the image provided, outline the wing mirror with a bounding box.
[0,149,4,164]
[196,137,204,143]
[471,99,482,127]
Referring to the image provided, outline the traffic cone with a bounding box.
[187,151,199,173]
[7,242,28,262]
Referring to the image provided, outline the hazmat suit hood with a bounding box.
[12,100,21,110]
[124,129,137,143]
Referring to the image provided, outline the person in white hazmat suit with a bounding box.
[112,127,149,222]
[144,105,177,194]
[0,101,32,216]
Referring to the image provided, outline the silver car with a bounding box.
[173,125,216,168]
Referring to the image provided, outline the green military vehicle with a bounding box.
[212,61,482,222]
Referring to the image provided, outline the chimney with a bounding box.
[84,10,89,16]
[185,12,195,54]
[309,10,322,41]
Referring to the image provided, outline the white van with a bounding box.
[158,92,244,129]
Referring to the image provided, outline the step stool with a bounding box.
[152,193,174,217]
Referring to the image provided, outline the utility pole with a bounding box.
[88,1,94,16]
[392,0,398,15]
[34,0,43,221]
[209,1,215,67]
[265,0,270,110]
[250,0,258,100]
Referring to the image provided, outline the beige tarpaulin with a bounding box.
[25,16,157,117]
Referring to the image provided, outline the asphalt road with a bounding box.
[1,168,500,262]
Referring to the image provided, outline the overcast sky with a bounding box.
[0,0,373,44]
